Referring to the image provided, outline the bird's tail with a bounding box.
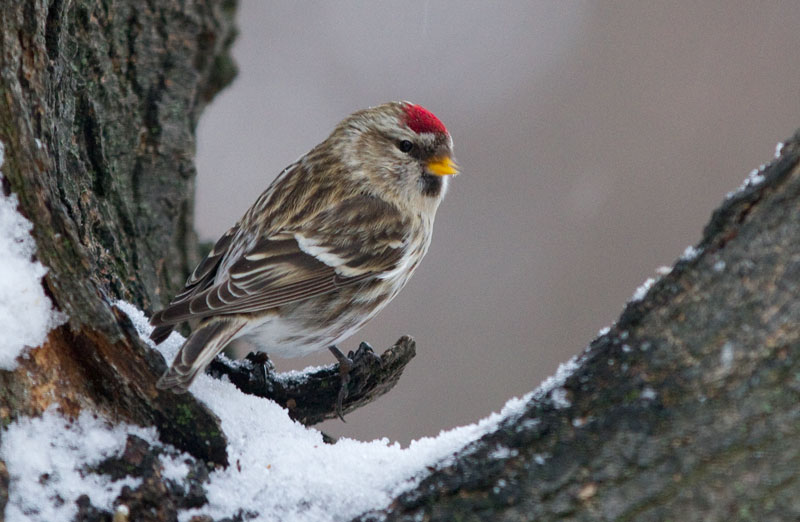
[150,324,175,345]
[156,319,245,392]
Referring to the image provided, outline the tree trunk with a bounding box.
[2,1,799,520]
[1,0,241,467]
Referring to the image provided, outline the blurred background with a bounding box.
[195,1,800,444]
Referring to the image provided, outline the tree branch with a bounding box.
[358,134,800,521]
[207,337,416,426]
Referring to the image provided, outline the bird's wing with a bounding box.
[149,224,240,342]
[150,195,409,325]
[169,225,239,304]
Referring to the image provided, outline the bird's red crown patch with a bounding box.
[404,104,448,135]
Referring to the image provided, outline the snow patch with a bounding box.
[720,341,734,372]
[571,416,587,428]
[725,142,782,199]
[534,356,580,400]
[641,387,657,401]
[489,445,519,460]
[272,363,331,384]
[630,277,655,302]
[1,408,148,521]
[681,245,701,261]
[160,453,192,484]
[0,140,66,370]
[549,387,571,409]
[655,265,672,276]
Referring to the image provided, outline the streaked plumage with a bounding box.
[151,101,458,392]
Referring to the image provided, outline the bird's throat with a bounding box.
[420,173,443,198]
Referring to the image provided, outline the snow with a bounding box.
[111,300,582,521]
[0,140,66,370]
[548,387,571,409]
[160,453,192,484]
[1,408,147,521]
[537,357,580,403]
[640,387,657,401]
[720,341,735,372]
[272,363,330,384]
[630,277,656,302]
[724,140,784,199]
[0,300,581,521]
[571,417,587,428]
[729,167,767,198]
[488,445,519,460]
[681,245,701,261]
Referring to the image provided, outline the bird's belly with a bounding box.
[237,289,391,358]
[239,318,346,358]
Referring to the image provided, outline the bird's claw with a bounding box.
[329,343,385,421]
[246,351,274,395]
[328,345,353,421]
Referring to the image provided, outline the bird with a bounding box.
[150,101,458,411]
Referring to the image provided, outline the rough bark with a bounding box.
[0,0,241,464]
[2,1,800,521]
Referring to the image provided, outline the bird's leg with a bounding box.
[261,357,269,388]
[246,351,274,394]
[328,345,353,422]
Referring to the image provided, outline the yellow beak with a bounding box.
[426,156,459,176]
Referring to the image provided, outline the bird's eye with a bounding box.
[397,140,414,153]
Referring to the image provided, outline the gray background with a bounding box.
[195,1,800,444]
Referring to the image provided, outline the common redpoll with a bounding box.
[150,101,458,399]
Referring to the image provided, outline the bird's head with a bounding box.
[328,101,458,214]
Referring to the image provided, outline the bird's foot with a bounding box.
[329,345,355,421]
[246,351,275,395]
[328,343,384,421]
